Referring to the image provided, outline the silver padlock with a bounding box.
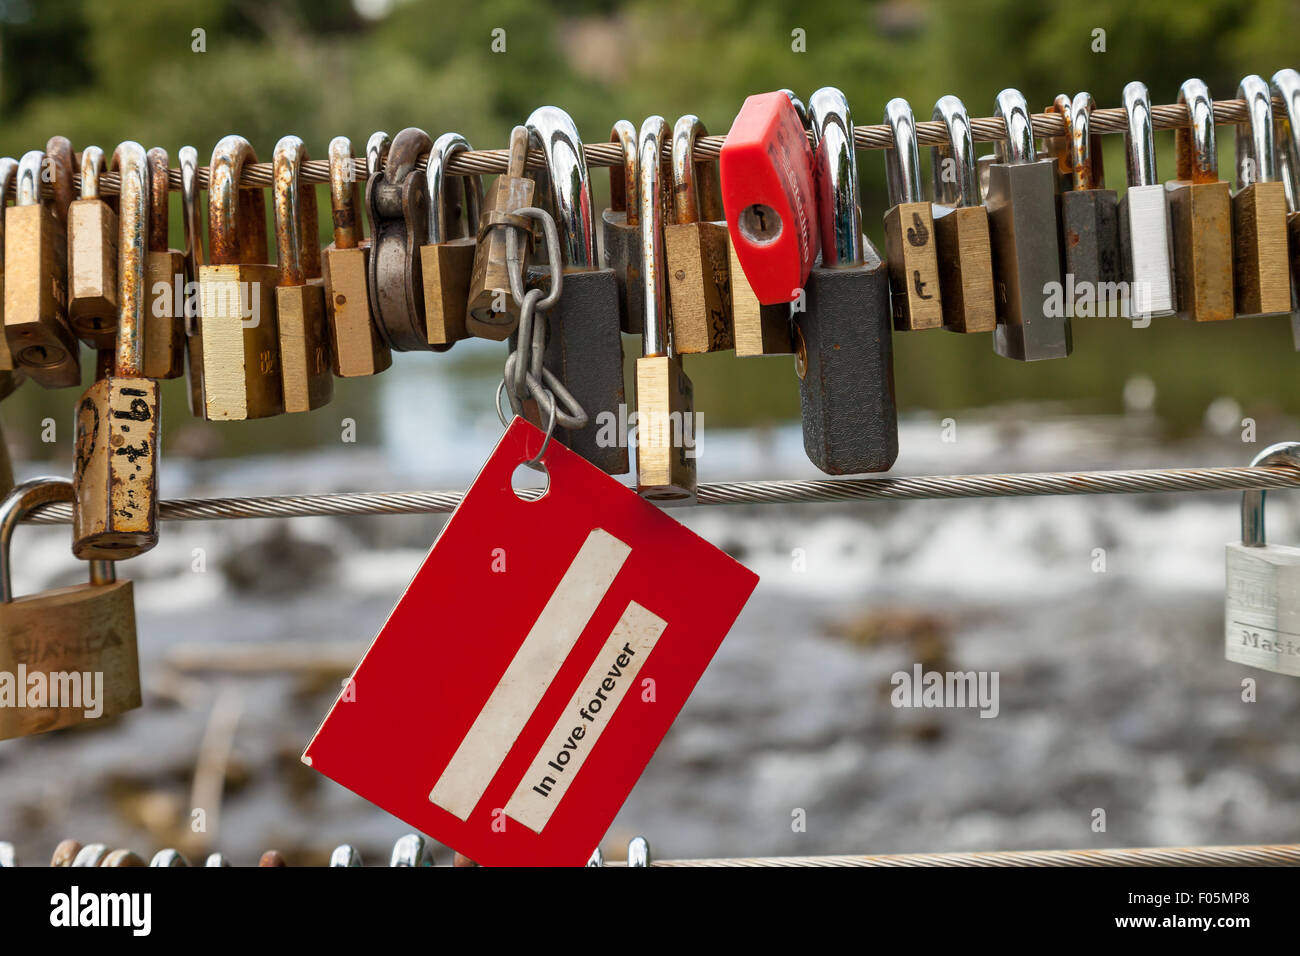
[1117,81,1176,321]
[1225,441,1300,676]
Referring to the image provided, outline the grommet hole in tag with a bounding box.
[511,460,550,501]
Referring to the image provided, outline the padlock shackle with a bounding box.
[609,120,638,222]
[1236,74,1279,189]
[426,132,485,245]
[146,147,170,254]
[45,136,75,225]
[1242,442,1300,547]
[780,89,810,130]
[272,135,322,287]
[883,96,923,207]
[810,86,862,267]
[15,151,44,207]
[110,140,150,379]
[1174,79,1218,186]
[1272,69,1300,213]
[1066,93,1106,191]
[208,136,268,267]
[931,95,979,208]
[328,135,363,250]
[384,128,433,186]
[639,114,672,357]
[179,146,205,284]
[1122,81,1159,188]
[79,145,106,201]
[993,89,1036,165]
[526,105,596,270]
[671,115,723,226]
[366,131,391,180]
[0,478,114,603]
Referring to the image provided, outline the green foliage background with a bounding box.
[2,0,1299,458]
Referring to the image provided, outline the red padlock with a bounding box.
[720,91,821,304]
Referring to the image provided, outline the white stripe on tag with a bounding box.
[428,528,632,820]
[504,601,666,833]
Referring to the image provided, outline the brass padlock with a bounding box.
[422,132,484,348]
[4,145,81,388]
[1233,74,1292,318]
[72,142,160,560]
[67,145,118,349]
[1167,78,1234,323]
[602,120,643,334]
[142,147,185,379]
[930,95,995,333]
[179,146,207,416]
[198,135,282,420]
[466,125,534,339]
[0,478,142,742]
[665,115,733,354]
[273,135,332,413]
[322,135,391,378]
[883,97,944,331]
[636,115,696,503]
[0,157,20,378]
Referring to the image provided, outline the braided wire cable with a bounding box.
[17,463,1300,524]
[646,844,1300,867]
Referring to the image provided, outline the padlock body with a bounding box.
[730,240,792,356]
[72,376,160,560]
[1232,181,1291,318]
[1225,541,1300,676]
[366,172,431,353]
[322,242,391,377]
[3,203,80,388]
[796,245,898,475]
[1059,187,1122,315]
[521,266,628,475]
[884,201,943,331]
[1118,183,1176,319]
[67,198,119,348]
[635,354,696,502]
[601,210,643,335]
[466,174,534,339]
[0,579,140,740]
[666,220,734,353]
[934,204,995,333]
[421,238,476,348]
[198,263,282,420]
[987,159,1069,360]
[276,279,333,413]
[144,249,186,378]
[1167,180,1234,323]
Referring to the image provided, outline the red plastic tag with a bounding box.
[303,418,759,867]
[720,90,820,304]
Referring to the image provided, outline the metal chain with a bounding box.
[17,463,1300,525]
[645,844,1300,867]
[28,96,1279,197]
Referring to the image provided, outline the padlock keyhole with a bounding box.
[738,203,782,246]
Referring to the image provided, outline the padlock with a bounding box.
[367,131,391,180]
[72,141,160,560]
[366,127,434,352]
[1117,81,1176,321]
[466,125,534,339]
[4,145,81,388]
[199,135,282,421]
[986,88,1069,361]
[636,114,695,502]
[1275,69,1300,340]
[421,132,484,349]
[66,145,118,349]
[1224,442,1300,676]
[795,87,897,475]
[142,147,185,379]
[601,119,643,334]
[273,135,333,413]
[0,478,141,741]
[883,98,943,331]
[930,95,995,334]
[179,145,207,416]
[321,135,391,378]
[1167,78,1234,324]
[720,91,820,308]
[523,105,627,475]
[0,157,20,379]
[1232,74,1292,319]
[1046,92,1123,315]
[665,115,733,353]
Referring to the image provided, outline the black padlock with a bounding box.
[795,87,898,475]
[522,106,628,475]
